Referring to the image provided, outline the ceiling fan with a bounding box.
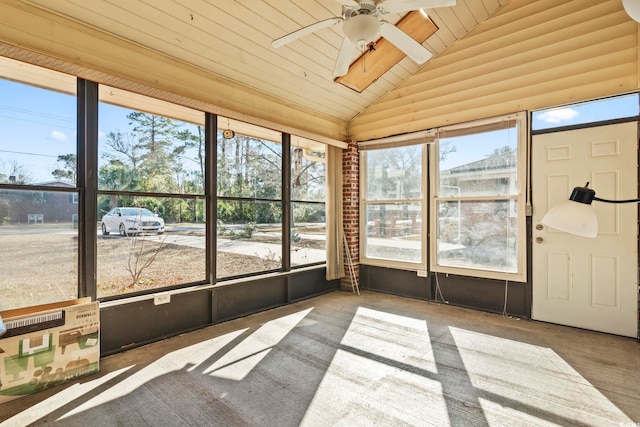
[272,0,456,79]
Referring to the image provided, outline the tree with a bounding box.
[120,228,167,288]
[0,159,32,184]
[127,112,187,193]
[216,134,286,224]
[51,154,76,184]
[292,148,325,201]
[103,131,142,169]
[366,145,422,200]
[440,140,457,162]
[175,126,205,190]
[128,112,177,173]
[488,145,515,156]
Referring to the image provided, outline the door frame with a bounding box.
[530,118,639,337]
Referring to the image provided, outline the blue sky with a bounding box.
[440,93,639,170]
[0,80,76,182]
[1,77,639,182]
[0,78,201,183]
[439,127,517,171]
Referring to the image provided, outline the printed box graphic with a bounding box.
[0,298,99,404]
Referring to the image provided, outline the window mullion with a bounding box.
[77,78,99,300]
[282,133,291,271]
[206,113,217,285]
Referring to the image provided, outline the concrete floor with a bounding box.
[1,291,639,426]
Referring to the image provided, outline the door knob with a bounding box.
[535,237,543,244]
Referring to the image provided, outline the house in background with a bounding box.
[0,181,77,225]
[0,0,637,355]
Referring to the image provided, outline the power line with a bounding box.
[0,113,76,131]
[0,149,59,158]
[0,105,74,122]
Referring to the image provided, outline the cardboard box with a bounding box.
[0,298,99,404]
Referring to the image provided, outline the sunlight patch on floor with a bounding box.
[203,307,314,381]
[56,328,248,421]
[2,366,133,425]
[340,306,438,375]
[302,307,449,426]
[449,327,633,426]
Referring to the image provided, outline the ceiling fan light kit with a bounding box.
[342,14,380,49]
[336,10,438,92]
[272,0,456,80]
[623,0,640,23]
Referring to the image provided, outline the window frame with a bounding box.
[359,143,428,271]
[95,87,209,300]
[290,144,327,269]
[215,122,287,280]
[429,112,528,282]
[0,61,82,309]
[0,56,336,310]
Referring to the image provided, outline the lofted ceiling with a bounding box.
[2,1,635,144]
[22,0,508,127]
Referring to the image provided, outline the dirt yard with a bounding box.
[0,231,281,309]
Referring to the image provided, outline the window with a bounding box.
[0,58,77,187]
[291,138,326,267]
[361,144,424,266]
[96,87,206,298]
[0,189,79,310]
[532,94,639,131]
[430,113,527,281]
[0,56,334,310]
[0,58,78,310]
[216,118,283,278]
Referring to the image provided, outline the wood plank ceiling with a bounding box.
[350,0,639,141]
[22,0,508,130]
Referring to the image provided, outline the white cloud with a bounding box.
[538,108,579,123]
[50,130,67,141]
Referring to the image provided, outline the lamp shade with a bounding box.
[541,199,598,238]
[343,14,380,49]
[623,0,640,23]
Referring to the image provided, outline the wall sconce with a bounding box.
[541,182,640,237]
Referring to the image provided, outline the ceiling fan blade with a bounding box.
[272,17,343,48]
[333,37,356,78]
[377,0,456,14]
[378,22,433,64]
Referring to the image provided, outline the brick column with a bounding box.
[342,140,359,291]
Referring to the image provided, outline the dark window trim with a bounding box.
[291,261,325,270]
[282,133,291,271]
[291,200,326,205]
[206,113,217,288]
[216,196,281,203]
[0,184,78,192]
[2,73,328,306]
[97,190,206,200]
[531,116,640,135]
[78,78,99,301]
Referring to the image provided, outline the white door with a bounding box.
[532,122,638,337]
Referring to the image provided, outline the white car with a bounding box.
[101,207,165,236]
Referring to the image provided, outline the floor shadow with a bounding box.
[1,292,638,426]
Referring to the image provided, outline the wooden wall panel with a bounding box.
[0,1,348,143]
[350,0,639,141]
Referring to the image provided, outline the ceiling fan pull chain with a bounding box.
[363,48,366,73]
